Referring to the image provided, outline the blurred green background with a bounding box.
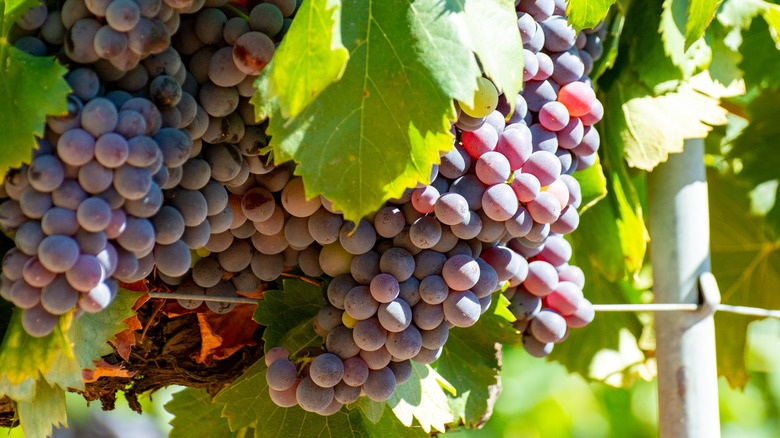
[12,316,778,437]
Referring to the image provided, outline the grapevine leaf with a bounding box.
[0,46,70,178]
[261,0,488,222]
[716,0,766,29]
[659,0,712,80]
[432,294,516,427]
[0,310,63,385]
[612,79,727,171]
[0,375,34,401]
[0,289,138,391]
[565,0,617,32]
[708,170,780,388]
[684,0,723,49]
[166,388,241,438]
[358,398,385,424]
[573,154,607,214]
[728,88,780,187]
[267,0,349,118]
[384,363,455,433]
[761,4,780,47]
[216,359,429,437]
[16,377,67,438]
[355,363,456,432]
[738,8,780,89]
[214,359,267,431]
[2,0,40,31]
[455,0,524,101]
[707,21,744,88]
[606,0,682,92]
[45,289,139,391]
[252,279,324,354]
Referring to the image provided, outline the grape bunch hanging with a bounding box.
[0,0,602,418]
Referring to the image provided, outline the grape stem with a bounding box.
[223,4,250,22]
[279,272,322,286]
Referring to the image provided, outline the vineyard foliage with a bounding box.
[1,0,780,436]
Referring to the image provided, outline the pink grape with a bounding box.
[539,101,570,132]
[461,124,497,158]
[557,81,596,117]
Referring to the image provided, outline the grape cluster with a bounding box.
[1,0,296,335]
[257,0,605,414]
[0,0,601,417]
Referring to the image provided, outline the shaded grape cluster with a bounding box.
[1,0,297,335]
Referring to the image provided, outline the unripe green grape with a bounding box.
[458,77,498,118]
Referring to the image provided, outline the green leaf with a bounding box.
[0,375,34,401]
[16,377,66,438]
[707,21,744,88]
[565,0,617,32]
[45,288,139,391]
[716,0,766,29]
[660,0,712,79]
[433,294,517,428]
[267,0,349,118]
[610,0,683,91]
[456,0,524,101]
[214,359,267,431]
[356,363,456,433]
[573,154,607,214]
[166,388,241,438]
[762,3,780,47]
[708,170,780,388]
[685,0,723,49]
[384,363,455,433]
[728,88,780,187]
[3,0,40,31]
[0,46,70,178]
[614,80,727,171]
[252,279,324,354]
[0,289,138,391]
[0,310,62,386]
[261,0,490,222]
[738,10,780,89]
[216,359,430,437]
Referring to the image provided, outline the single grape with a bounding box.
[379,247,415,282]
[339,220,376,255]
[325,325,360,360]
[41,275,80,314]
[442,290,481,327]
[420,322,449,349]
[269,379,300,408]
[22,305,59,337]
[333,381,361,404]
[342,356,369,386]
[296,376,334,413]
[522,330,553,358]
[459,77,498,118]
[267,358,298,391]
[352,318,388,352]
[461,123,498,159]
